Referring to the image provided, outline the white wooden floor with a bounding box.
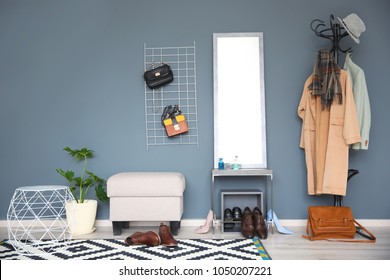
[2,225,388,260]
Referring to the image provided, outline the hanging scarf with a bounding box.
[309,49,342,109]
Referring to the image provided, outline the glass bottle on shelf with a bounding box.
[232,156,240,170]
[218,158,225,170]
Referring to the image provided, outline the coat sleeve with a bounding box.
[343,72,362,145]
[352,69,371,150]
[298,76,311,148]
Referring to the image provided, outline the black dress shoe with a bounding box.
[224,208,234,229]
[224,208,233,221]
[232,207,242,221]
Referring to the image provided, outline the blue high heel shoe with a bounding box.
[267,209,293,235]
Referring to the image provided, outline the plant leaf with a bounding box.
[95,184,108,202]
[56,168,75,183]
[84,177,94,187]
[63,146,94,161]
[73,177,82,186]
[79,147,94,159]
[86,171,104,183]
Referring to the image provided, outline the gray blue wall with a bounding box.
[1,0,389,220]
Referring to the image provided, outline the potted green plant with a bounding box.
[56,147,108,235]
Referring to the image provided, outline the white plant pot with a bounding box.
[66,199,97,235]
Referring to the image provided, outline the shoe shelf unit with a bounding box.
[220,189,263,233]
[211,168,273,234]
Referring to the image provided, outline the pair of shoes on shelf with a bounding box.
[241,207,267,239]
[124,223,177,246]
[267,209,293,235]
[224,207,242,229]
[195,209,213,234]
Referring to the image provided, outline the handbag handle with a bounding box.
[161,105,181,125]
[146,61,167,71]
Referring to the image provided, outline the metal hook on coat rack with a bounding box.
[310,14,352,64]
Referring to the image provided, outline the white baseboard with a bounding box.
[275,219,390,227]
[93,219,390,227]
[0,219,210,228]
[1,219,390,227]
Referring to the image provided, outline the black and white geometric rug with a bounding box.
[0,238,271,260]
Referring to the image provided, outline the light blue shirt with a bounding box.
[344,53,371,150]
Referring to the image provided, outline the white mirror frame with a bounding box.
[213,32,267,169]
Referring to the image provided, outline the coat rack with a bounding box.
[310,14,352,64]
[311,14,359,206]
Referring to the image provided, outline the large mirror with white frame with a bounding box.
[213,32,267,169]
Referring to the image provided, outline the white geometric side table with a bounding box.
[7,185,74,255]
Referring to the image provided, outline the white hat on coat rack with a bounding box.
[337,13,366,44]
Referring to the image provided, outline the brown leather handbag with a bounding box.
[161,105,189,137]
[303,206,376,243]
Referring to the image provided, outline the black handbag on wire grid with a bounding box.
[143,62,174,89]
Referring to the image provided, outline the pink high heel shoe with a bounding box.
[195,210,214,234]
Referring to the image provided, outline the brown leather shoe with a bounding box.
[241,207,255,238]
[159,223,178,246]
[124,231,161,246]
[252,207,268,239]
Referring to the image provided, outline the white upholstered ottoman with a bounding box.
[107,172,185,235]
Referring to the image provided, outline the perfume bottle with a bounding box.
[218,158,225,170]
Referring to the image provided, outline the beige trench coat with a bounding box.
[298,70,361,196]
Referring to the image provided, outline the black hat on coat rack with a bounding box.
[310,13,366,64]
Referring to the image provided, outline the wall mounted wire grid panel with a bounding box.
[144,42,199,149]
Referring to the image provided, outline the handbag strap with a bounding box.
[146,61,166,71]
[161,105,181,125]
[302,219,376,243]
[145,61,171,112]
[353,219,376,242]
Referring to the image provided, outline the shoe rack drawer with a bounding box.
[220,189,263,233]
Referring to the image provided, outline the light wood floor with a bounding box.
[2,225,389,260]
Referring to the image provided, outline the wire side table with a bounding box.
[7,185,74,255]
